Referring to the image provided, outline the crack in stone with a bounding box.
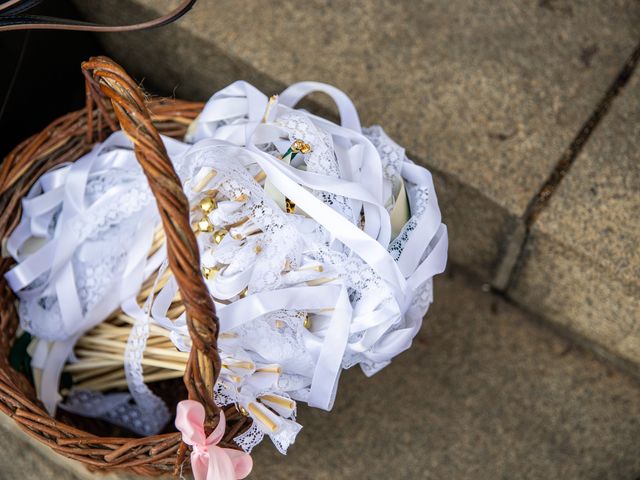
[494,40,640,292]
[525,41,640,228]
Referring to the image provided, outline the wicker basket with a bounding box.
[0,56,251,476]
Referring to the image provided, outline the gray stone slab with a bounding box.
[71,0,640,281]
[2,271,640,479]
[509,70,640,368]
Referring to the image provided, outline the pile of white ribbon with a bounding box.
[4,81,447,453]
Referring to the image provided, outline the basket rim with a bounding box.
[0,97,250,475]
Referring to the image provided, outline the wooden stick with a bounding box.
[71,366,120,383]
[77,337,189,362]
[76,368,184,391]
[96,370,185,391]
[64,359,125,372]
[75,349,186,372]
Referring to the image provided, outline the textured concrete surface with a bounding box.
[510,70,640,368]
[71,0,640,283]
[0,412,85,480]
[2,270,640,479]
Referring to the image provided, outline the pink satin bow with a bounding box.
[175,400,253,480]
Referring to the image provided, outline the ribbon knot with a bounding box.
[176,400,253,480]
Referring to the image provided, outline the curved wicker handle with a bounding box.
[81,57,221,427]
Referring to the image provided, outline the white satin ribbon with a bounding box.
[6,77,448,445]
[5,132,189,415]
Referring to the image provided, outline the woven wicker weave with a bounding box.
[0,57,251,476]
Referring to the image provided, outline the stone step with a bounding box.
[2,271,640,479]
[509,66,640,371]
[70,0,640,371]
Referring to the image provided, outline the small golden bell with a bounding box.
[303,313,311,329]
[239,406,249,417]
[199,196,217,213]
[299,143,311,154]
[213,229,227,245]
[292,139,312,154]
[197,217,215,233]
[201,266,219,280]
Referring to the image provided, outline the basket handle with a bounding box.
[81,56,221,427]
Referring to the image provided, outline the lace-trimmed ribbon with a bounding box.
[4,132,188,417]
[188,80,448,398]
[5,78,448,449]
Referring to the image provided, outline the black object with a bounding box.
[0,0,196,32]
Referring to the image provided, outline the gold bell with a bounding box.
[213,229,227,245]
[239,405,249,417]
[199,196,217,213]
[201,266,219,280]
[291,139,312,154]
[303,313,311,329]
[197,217,215,233]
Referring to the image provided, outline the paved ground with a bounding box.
[71,0,640,372]
[2,2,640,478]
[2,269,639,479]
[511,66,640,368]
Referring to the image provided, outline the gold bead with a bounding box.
[299,143,311,154]
[303,313,311,329]
[291,139,312,154]
[201,266,219,280]
[239,406,249,417]
[199,196,217,213]
[197,217,215,233]
[213,229,227,245]
[254,244,262,254]
[239,287,248,298]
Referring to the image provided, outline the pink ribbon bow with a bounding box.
[175,400,253,480]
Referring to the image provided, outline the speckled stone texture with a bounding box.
[70,0,640,283]
[510,70,640,368]
[0,412,91,480]
[2,271,640,479]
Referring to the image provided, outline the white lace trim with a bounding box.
[7,81,447,455]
